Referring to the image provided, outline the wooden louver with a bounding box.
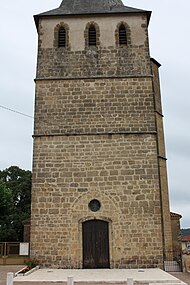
[58,27,66,47]
[88,26,96,46]
[119,25,127,45]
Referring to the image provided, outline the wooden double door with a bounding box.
[82,220,110,269]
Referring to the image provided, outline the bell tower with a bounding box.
[31,0,172,268]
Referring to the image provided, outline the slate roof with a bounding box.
[34,0,151,29]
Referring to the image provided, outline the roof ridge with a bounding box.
[59,0,125,9]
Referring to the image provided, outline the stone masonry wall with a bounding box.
[151,60,173,253]
[34,77,155,136]
[31,11,171,269]
[36,46,150,78]
[36,15,151,79]
[31,134,163,268]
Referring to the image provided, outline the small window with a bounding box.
[88,26,96,46]
[119,24,127,45]
[88,199,101,212]
[58,27,66,47]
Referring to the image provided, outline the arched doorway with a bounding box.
[82,220,110,268]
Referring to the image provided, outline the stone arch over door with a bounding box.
[69,190,121,268]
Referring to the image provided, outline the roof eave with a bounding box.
[34,15,39,31]
[170,211,182,219]
[147,11,151,26]
[150,57,162,68]
[34,10,151,32]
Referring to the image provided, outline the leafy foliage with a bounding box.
[0,166,32,241]
[0,180,14,241]
[24,258,40,268]
[181,228,190,237]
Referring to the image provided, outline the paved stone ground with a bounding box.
[0,266,190,285]
[171,273,190,285]
[0,265,23,285]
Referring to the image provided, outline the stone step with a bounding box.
[13,269,187,285]
[14,281,147,285]
[14,282,185,285]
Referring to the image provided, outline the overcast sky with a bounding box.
[0,0,189,228]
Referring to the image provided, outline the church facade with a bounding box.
[31,0,172,269]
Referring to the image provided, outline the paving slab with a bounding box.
[14,269,187,284]
[171,273,190,285]
[0,265,23,285]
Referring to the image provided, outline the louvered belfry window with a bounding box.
[88,26,96,46]
[58,27,66,47]
[119,24,127,45]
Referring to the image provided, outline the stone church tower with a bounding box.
[31,0,172,269]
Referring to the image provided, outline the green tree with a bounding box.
[0,166,32,241]
[0,180,15,241]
